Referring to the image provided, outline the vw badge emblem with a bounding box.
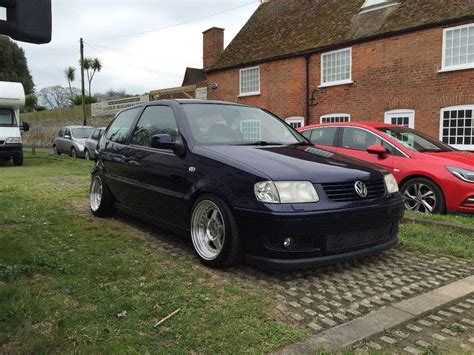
[354,181,368,198]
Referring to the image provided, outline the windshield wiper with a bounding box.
[239,141,285,146]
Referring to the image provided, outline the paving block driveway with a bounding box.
[113,213,474,352]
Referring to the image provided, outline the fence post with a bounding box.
[32,143,36,156]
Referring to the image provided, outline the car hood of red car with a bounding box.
[423,151,474,168]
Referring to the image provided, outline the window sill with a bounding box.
[318,80,353,88]
[438,65,474,73]
[238,92,261,98]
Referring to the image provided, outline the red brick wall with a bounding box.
[206,57,307,120]
[206,23,474,140]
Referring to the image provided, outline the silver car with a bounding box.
[53,126,93,158]
[84,127,105,160]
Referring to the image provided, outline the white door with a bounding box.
[385,109,415,129]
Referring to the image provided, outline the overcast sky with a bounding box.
[5,0,260,95]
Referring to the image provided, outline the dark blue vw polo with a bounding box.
[90,100,404,269]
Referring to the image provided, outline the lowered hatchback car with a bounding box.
[299,123,474,214]
[90,100,404,269]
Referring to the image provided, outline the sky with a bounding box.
[6,0,261,95]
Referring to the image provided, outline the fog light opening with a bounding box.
[462,196,474,206]
[283,237,294,250]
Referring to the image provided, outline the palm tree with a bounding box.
[81,57,102,97]
[64,66,76,104]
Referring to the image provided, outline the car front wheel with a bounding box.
[71,147,77,159]
[190,195,242,269]
[84,149,90,161]
[90,174,116,217]
[401,178,446,214]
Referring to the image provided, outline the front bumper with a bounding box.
[0,143,23,158]
[233,198,404,269]
[443,179,474,214]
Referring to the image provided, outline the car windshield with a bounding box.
[0,108,16,127]
[72,128,93,139]
[377,127,455,153]
[182,104,307,146]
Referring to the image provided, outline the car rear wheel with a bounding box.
[53,145,60,155]
[84,149,90,161]
[401,178,446,214]
[90,174,116,217]
[71,147,77,159]
[190,195,242,269]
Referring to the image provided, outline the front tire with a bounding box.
[90,174,116,217]
[71,147,77,159]
[13,153,23,166]
[401,177,446,214]
[84,149,91,161]
[190,195,243,269]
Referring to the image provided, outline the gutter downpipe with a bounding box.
[304,54,311,126]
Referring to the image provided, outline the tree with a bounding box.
[81,57,102,97]
[95,89,129,102]
[73,95,97,106]
[38,86,73,109]
[0,36,35,94]
[65,67,76,103]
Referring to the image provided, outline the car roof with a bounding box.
[64,125,93,129]
[300,122,402,130]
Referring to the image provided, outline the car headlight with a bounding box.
[384,173,399,194]
[5,137,22,144]
[254,181,319,204]
[447,166,474,183]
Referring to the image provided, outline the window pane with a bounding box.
[342,127,381,151]
[240,67,260,95]
[444,25,474,67]
[132,106,178,147]
[322,48,351,84]
[106,108,140,144]
[441,107,474,148]
[310,127,338,146]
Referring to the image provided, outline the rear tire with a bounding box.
[53,145,60,155]
[401,177,446,215]
[13,153,23,166]
[190,195,243,269]
[90,173,116,217]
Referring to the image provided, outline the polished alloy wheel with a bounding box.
[191,200,226,260]
[90,176,103,212]
[403,183,437,213]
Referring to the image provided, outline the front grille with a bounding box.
[322,178,386,202]
[326,223,395,253]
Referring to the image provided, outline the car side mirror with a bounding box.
[150,134,186,157]
[367,144,388,158]
[20,121,30,132]
[0,0,52,44]
[64,135,71,140]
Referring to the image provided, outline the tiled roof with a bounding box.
[209,0,474,71]
[182,67,207,86]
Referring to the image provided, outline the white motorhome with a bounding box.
[0,82,29,166]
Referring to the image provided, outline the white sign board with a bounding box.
[92,95,149,117]
[195,87,208,100]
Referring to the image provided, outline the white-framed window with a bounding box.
[240,120,261,141]
[440,105,474,150]
[320,48,352,87]
[285,117,305,129]
[320,114,351,124]
[385,109,415,129]
[239,66,260,96]
[441,23,474,72]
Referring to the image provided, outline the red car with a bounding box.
[298,123,474,214]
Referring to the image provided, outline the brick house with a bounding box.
[201,0,474,150]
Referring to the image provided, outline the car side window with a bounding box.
[58,129,64,137]
[106,108,140,144]
[64,128,71,138]
[132,106,179,147]
[301,130,312,140]
[310,127,338,146]
[341,127,384,151]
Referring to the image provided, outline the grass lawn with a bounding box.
[0,154,304,353]
[0,154,472,352]
[405,210,474,228]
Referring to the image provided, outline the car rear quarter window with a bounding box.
[309,127,338,146]
[106,107,140,144]
[132,106,178,147]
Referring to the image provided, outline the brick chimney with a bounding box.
[203,27,224,69]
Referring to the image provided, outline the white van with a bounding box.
[0,82,30,166]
